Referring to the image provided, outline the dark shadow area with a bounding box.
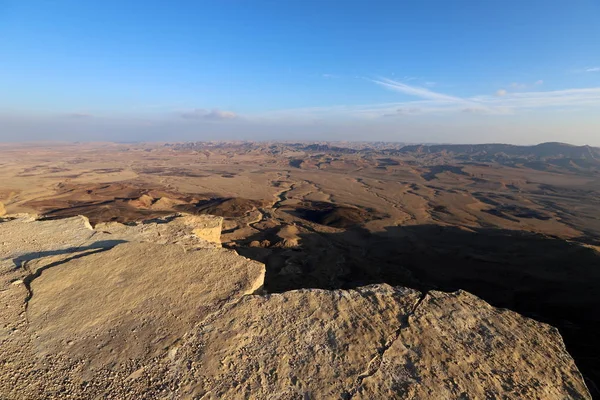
[289,159,303,168]
[234,224,600,396]
[286,201,387,229]
[176,197,266,218]
[483,205,551,222]
[140,215,179,225]
[12,240,128,270]
[422,165,469,181]
[39,203,174,226]
[21,244,124,305]
[14,240,128,313]
[34,193,268,226]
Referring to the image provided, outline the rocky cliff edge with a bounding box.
[0,213,591,399]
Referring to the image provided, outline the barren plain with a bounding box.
[1,141,599,398]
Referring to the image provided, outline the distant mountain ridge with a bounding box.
[398,142,600,160]
[164,140,600,173]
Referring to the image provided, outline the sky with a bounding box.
[1,0,600,144]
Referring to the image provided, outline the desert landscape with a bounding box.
[0,140,599,398]
[4,0,599,397]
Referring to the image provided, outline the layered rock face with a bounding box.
[0,214,591,399]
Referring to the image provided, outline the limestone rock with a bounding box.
[27,242,265,370]
[127,194,189,210]
[174,285,421,399]
[0,214,592,399]
[171,285,590,399]
[0,214,263,399]
[355,290,591,399]
[150,196,188,210]
[127,193,154,208]
[273,224,301,248]
[95,213,223,248]
[0,215,95,270]
[0,213,222,273]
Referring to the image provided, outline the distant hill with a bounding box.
[399,142,600,160]
[396,142,600,173]
[299,143,359,154]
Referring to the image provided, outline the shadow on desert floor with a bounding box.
[234,224,600,396]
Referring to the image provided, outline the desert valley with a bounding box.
[0,141,599,398]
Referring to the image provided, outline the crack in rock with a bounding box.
[342,291,428,399]
[21,242,125,317]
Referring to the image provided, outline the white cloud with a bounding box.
[256,84,600,121]
[205,109,237,120]
[571,67,600,73]
[508,80,544,90]
[180,108,237,120]
[480,87,600,109]
[371,77,465,103]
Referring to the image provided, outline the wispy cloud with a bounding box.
[371,77,464,103]
[479,87,600,109]
[256,82,600,121]
[371,78,600,115]
[571,67,600,73]
[506,80,544,91]
[180,108,238,121]
[372,77,508,115]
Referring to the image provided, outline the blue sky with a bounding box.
[1,0,599,144]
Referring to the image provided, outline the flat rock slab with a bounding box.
[27,242,265,370]
[171,285,590,400]
[355,290,591,399]
[1,213,222,274]
[0,215,95,271]
[173,285,422,399]
[95,213,223,249]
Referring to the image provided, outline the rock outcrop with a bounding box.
[0,213,591,399]
[95,213,223,248]
[355,290,588,399]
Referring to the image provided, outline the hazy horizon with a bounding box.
[1,0,599,144]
